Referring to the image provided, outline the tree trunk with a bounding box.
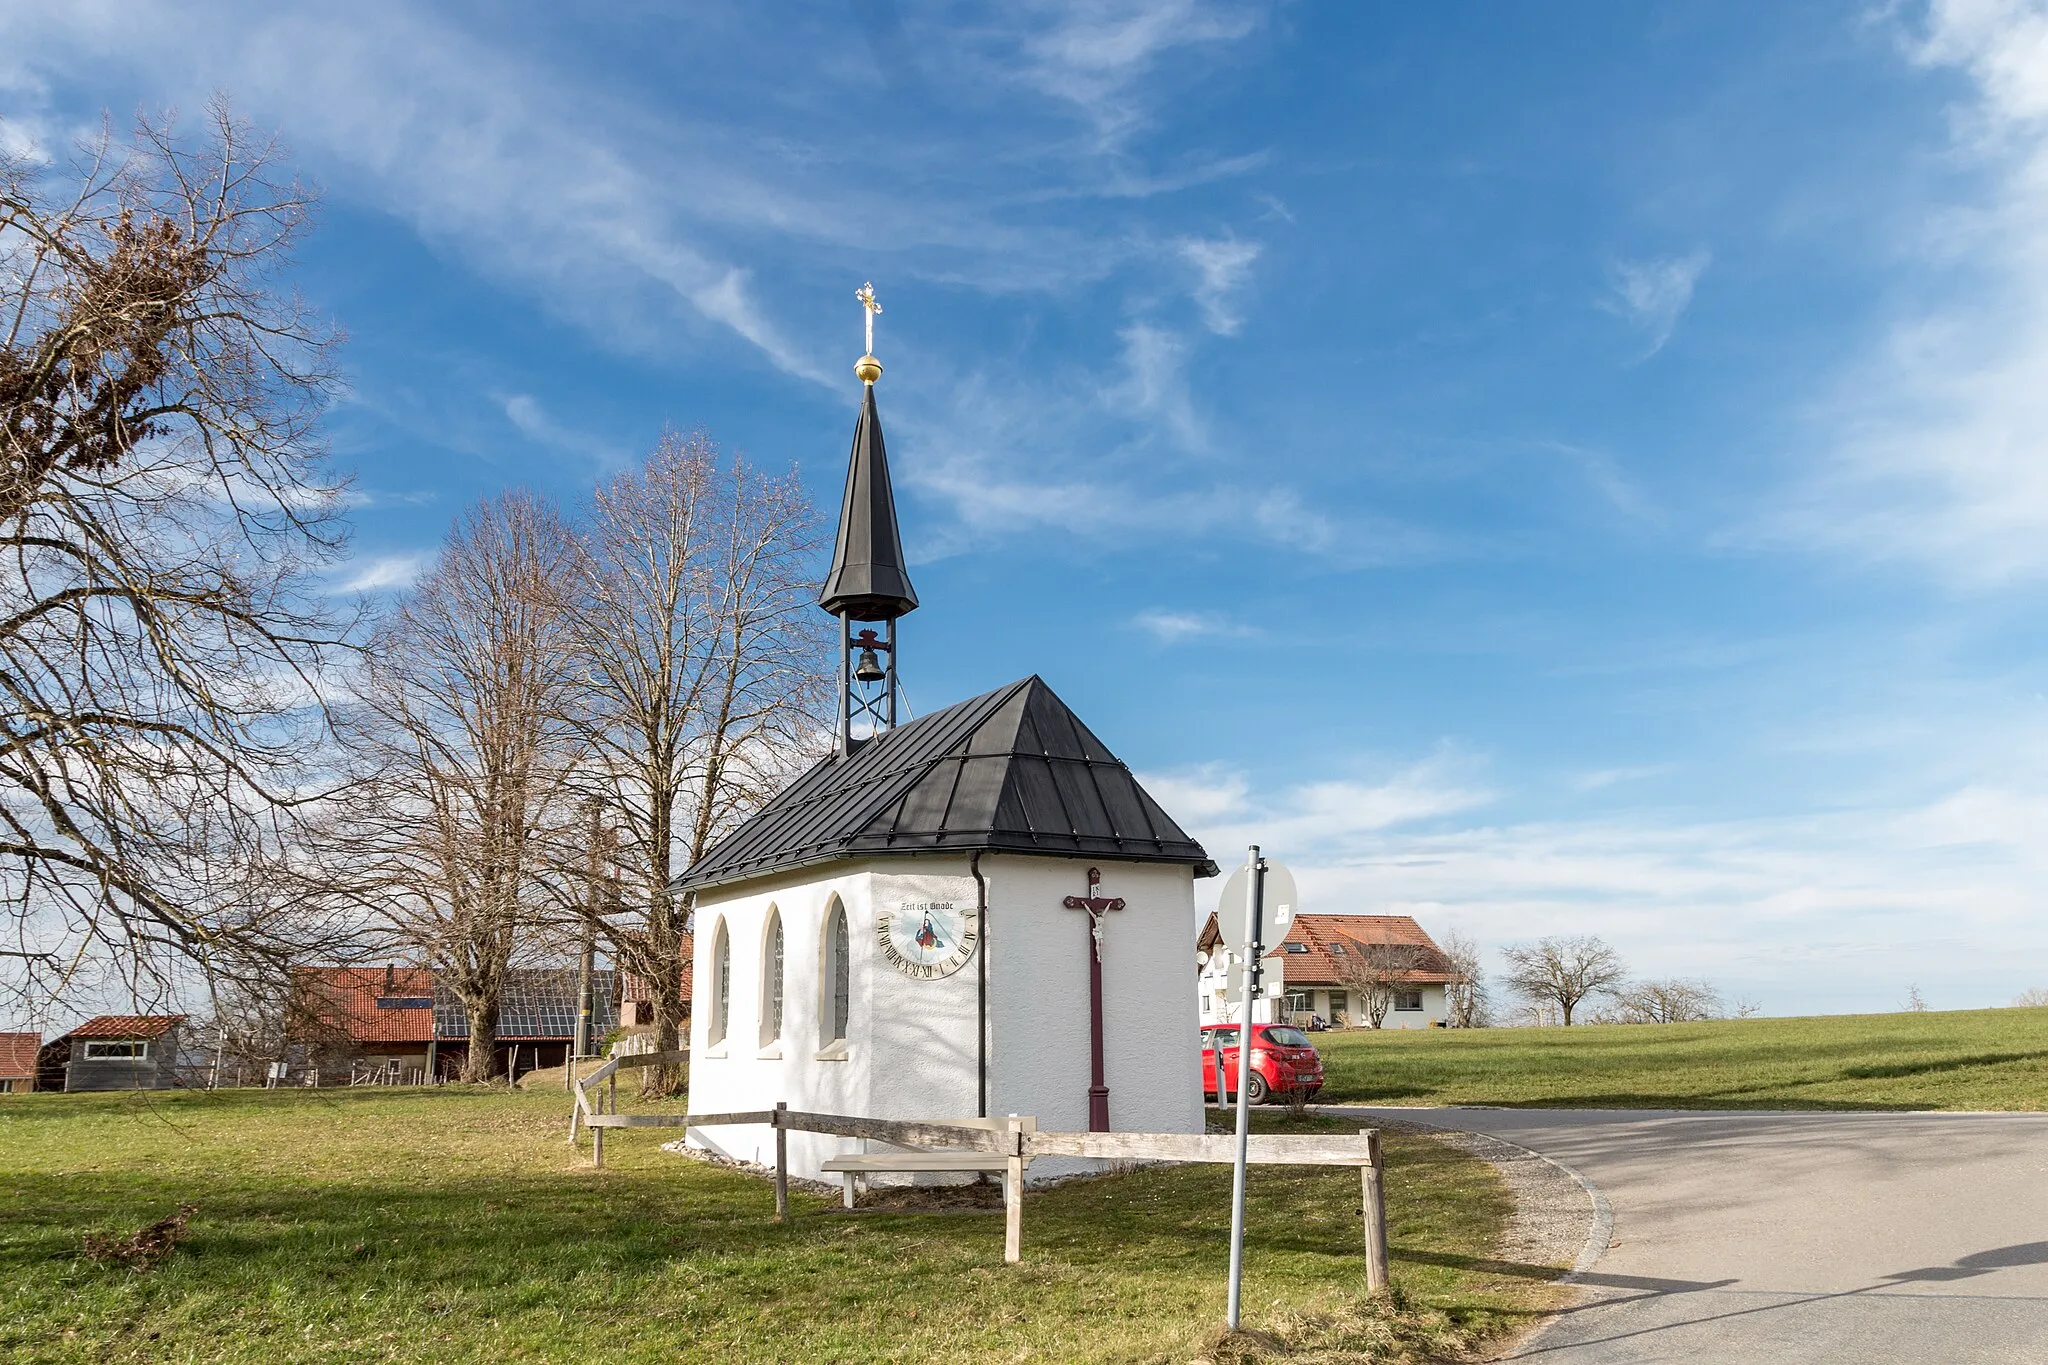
[459,994,501,1083]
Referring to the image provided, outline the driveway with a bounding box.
[1334,1107,2048,1363]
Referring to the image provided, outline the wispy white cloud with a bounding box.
[1131,608,1256,642]
[1107,322,1205,448]
[1017,0,1266,139]
[1567,764,1674,793]
[1601,250,1711,356]
[337,552,428,594]
[1163,744,2048,1012]
[1777,1,2048,584]
[500,393,631,472]
[1177,233,1262,334]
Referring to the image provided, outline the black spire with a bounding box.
[818,382,918,621]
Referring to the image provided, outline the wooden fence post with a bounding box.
[1003,1115,1032,1265]
[593,1123,606,1171]
[774,1102,789,1222]
[1360,1128,1388,1292]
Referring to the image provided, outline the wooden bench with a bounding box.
[820,1149,1032,1208]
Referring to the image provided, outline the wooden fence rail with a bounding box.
[564,1081,1389,1288]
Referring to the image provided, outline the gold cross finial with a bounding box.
[854,282,883,383]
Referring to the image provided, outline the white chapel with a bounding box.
[679,300,1218,1183]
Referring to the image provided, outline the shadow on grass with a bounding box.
[1836,1050,2048,1081]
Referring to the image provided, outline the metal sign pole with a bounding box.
[1225,845,1266,1331]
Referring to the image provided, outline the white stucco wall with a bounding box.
[686,853,1203,1183]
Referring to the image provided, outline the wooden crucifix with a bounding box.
[1061,866,1125,1131]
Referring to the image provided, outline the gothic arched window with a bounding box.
[821,897,851,1047]
[709,917,730,1047]
[761,906,785,1046]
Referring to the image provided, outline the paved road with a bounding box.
[1337,1107,2048,1363]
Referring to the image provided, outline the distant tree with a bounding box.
[2013,987,2048,1009]
[1500,936,1626,1026]
[1902,984,1930,1013]
[1733,996,1764,1019]
[1335,941,1435,1029]
[1440,929,1492,1028]
[1610,978,1722,1024]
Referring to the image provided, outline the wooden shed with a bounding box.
[47,1015,188,1092]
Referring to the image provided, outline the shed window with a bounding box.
[710,919,731,1046]
[83,1040,147,1060]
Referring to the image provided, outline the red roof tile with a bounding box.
[0,1032,38,1078]
[66,1014,186,1040]
[291,966,436,1045]
[1200,912,1457,988]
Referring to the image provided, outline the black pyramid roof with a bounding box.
[818,383,918,621]
[675,675,1216,893]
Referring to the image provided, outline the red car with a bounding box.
[1201,1022,1324,1104]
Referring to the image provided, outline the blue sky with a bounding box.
[6,1,2047,1015]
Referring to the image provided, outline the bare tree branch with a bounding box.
[0,101,356,1013]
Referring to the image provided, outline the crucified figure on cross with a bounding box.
[1062,866,1125,1132]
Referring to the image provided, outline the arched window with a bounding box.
[761,906,785,1046]
[709,917,730,1047]
[821,897,851,1047]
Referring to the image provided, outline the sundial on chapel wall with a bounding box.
[875,896,977,980]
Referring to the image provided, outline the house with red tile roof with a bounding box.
[39,1015,189,1091]
[290,965,439,1081]
[1198,912,1459,1029]
[0,1032,38,1092]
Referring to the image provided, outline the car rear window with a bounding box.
[1261,1027,1311,1048]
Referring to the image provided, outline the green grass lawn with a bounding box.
[0,1087,1564,1364]
[1314,1006,2048,1111]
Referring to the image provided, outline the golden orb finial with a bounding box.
[854,354,883,384]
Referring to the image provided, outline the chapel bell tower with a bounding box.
[817,283,918,756]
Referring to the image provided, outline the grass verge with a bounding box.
[0,1087,1566,1363]
[1315,1006,2048,1110]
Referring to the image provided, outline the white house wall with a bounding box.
[686,853,1203,1183]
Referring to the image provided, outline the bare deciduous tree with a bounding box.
[1440,929,1491,1028]
[1500,936,1625,1026]
[329,492,582,1082]
[566,432,828,1095]
[1,103,355,1011]
[2012,987,2048,1009]
[1336,941,1435,1029]
[1608,977,1722,1024]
